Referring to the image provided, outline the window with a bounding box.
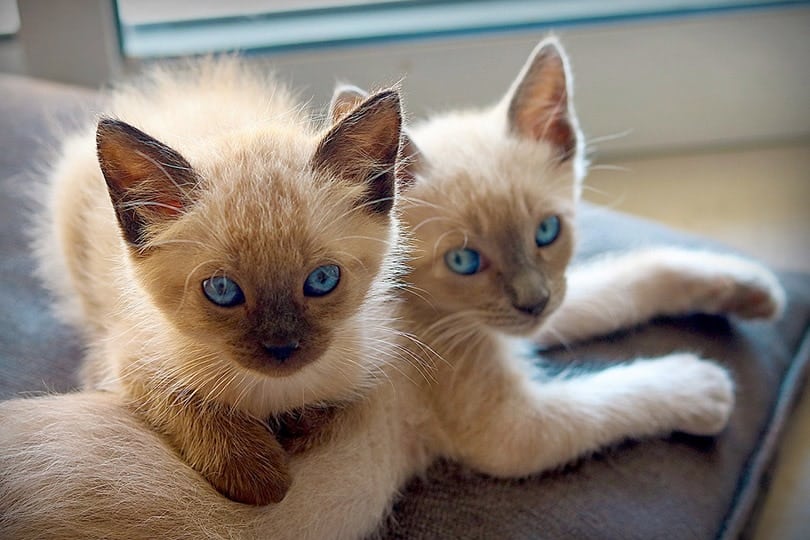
[115,0,802,58]
[0,0,19,36]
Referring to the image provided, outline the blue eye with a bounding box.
[444,248,481,275]
[202,276,245,307]
[536,216,561,247]
[304,264,340,297]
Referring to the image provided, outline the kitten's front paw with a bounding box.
[709,261,785,320]
[205,435,292,505]
[669,354,735,436]
[675,252,786,320]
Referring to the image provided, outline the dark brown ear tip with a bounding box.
[96,118,121,157]
[96,116,118,141]
[96,116,132,134]
[365,88,402,112]
[534,36,564,57]
[96,117,139,149]
[97,116,115,129]
[333,84,368,99]
[96,118,151,141]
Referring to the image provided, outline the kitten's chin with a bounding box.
[486,302,561,338]
[490,317,547,338]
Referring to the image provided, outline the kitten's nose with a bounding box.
[512,296,549,317]
[262,340,300,361]
[506,273,549,317]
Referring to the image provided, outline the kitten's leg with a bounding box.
[130,387,292,506]
[537,247,786,347]
[441,350,734,478]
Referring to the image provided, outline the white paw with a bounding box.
[664,250,786,320]
[707,258,785,320]
[666,354,735,436]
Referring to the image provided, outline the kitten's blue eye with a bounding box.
[444,248,481,275]
[536,215,561,247]
[304,264,340,297]
[202,276,245,307]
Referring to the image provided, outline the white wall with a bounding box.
[3,4,808,156]
[257,6,810,156]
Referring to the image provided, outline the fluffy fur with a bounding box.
[0,39,786,538]
[29,58,408,505]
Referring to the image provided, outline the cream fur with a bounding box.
[0,39,787,538]
[34,59,405,412]
[28,57,409,504]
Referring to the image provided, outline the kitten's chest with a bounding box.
[389,370,447,470]
[270,363,443,479]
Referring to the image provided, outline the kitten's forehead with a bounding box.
[181,129,365,272]
[409,111,577,233]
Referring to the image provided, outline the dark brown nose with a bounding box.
[262,340,300,362]
[512,296,548,317]
[505,271,549,317]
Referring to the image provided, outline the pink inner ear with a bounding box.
[158,197,184,216]
[507,43,579,161]
[516,95,576,161]
[540,116,576,161]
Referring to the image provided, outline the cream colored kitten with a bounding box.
[30,59,406,505]
[0,39,785,538]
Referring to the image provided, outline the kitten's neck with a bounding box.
[401,297,500,374]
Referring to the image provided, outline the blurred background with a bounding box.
[4,0,807,266]
[1,1,808,538]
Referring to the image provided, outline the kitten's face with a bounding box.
[402,115,577,336]
[400,39,584,337]
[141,137,391,377]
[97,90,403,403]
[327,40,583,338]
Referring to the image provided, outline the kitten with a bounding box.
[360,38,783,483]
[31,59,407,505]
[0,39,785,538]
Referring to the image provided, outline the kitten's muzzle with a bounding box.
[505,272,550,318]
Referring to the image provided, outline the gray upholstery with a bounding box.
[1,73,808,539]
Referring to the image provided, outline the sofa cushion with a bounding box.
[0,75,99,397]
[1,73,808,539]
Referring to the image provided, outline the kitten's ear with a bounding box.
[504,38,579,162]
[328,84,369,123]
[313,88,402,215]
[96,118,198,250]
[328,83,424,190]
[396,128,423,190]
